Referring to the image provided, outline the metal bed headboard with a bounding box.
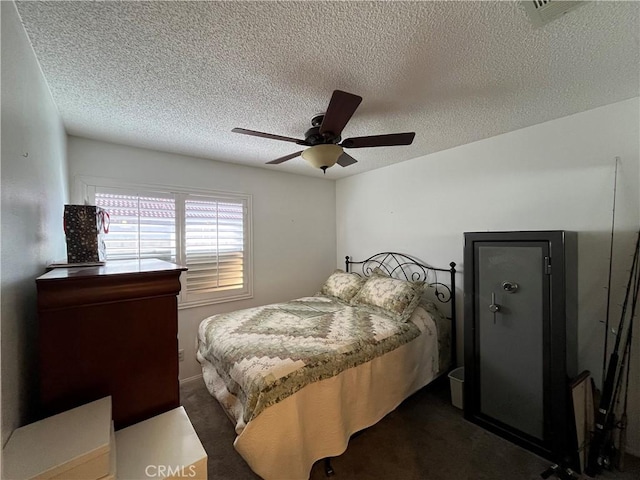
[345,251,457,368]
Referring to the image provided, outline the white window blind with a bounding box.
[92,184,252,308]
[184,197,245,294]
[95,192,176,262]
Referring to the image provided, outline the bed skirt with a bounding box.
[199,320,444,480]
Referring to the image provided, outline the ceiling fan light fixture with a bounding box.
[301,144,343,173]
[234,90,410,171]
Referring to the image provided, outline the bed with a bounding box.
[197,252,457,480]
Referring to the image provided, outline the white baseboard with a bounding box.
[179,374,203,386]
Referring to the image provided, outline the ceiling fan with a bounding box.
[232,90,416,173]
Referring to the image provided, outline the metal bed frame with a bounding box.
[315,252,458,477]
[345,251,457,368]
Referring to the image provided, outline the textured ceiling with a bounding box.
[15,1,640,179]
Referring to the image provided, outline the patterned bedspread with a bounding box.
[197,295,421,424]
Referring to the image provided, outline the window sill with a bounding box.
[178,292,253,310]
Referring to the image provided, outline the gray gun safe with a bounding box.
[463,231,577,463]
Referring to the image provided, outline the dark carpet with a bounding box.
[181,377,639,480]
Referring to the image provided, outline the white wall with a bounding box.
[336,97,640,454]
[67,136,336,381]
[1,0,69,451]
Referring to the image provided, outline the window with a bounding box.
[83,179,252,308]
[94,192,176,261]
[183,197,246,296]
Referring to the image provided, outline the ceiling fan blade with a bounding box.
[340,132,415,149]
[337,152,358,167]
[319,90,363,136]
[266,150,304,165]
[232,128,308,145]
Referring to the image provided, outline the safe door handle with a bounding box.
[489,292,501,312]
[489,292,500,324]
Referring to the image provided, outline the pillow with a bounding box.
[371,266,390,277]
[350,273,424,322]
[320,269,366,302]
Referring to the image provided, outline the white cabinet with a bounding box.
[116,407,207,480]
[3,399,207,480]
[3,397,114,480]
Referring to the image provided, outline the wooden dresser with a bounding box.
[36,259,186,429]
